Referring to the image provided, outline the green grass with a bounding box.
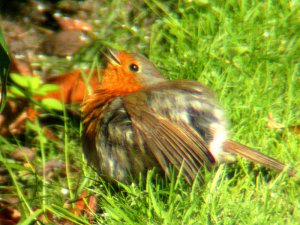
[1,0,300,224]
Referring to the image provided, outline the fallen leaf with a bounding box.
[42,30,89,56]
[42,127,58,141]
[36,69,100,104]
[39,159,65,179]
[8,111,29,135]
[37,209,57,224]
[0,167,10,185]
[0,99,29,137]
[2,20,43,76]
[67,190,97,223]
[73,190,87,216]
[289,124,300,135]
[27,107,38,122]
[10,147,36,162]
[0,202,21,225]
[54,15,93,32]
[10,56,33,76]
[87,194,97,223]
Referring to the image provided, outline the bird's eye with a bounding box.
[129,64,139,72]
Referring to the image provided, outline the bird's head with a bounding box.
[100,49,165,94]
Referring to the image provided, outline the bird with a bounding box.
[81,49,296,184]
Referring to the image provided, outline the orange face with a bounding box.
[100,49,165,95]
[100,50,144,94]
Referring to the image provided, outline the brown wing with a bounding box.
[123,81,218,184]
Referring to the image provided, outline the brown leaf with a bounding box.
[73,190,87,215]
[36,70,100,104]
[67,190,97,223]
[54,15,93,32]
[42,127,58,141]
[8,111,29,135]
[10,56,33,76]
[0,197,20,205]
[289,124,300,135]
[0,100,29,137]
[37,209,58,224]
[0,167,10,185]
[39,159,65,179]
[0,202,21,225]
[42,30,89,56]
[87,194,97,223]
[10,147,36,162]
[2,20,43,76]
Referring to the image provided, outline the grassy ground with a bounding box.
[1,0,300,224]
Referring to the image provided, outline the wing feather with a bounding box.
[124,93,215,183]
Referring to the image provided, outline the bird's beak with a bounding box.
[102,48,121,66]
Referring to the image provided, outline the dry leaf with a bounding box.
[39,159,66,179]
[0,167,10,185]
[8,111,29,135]
[68,190,97,223]
[289,124,300,135]
[43,30,89,56]
[54,16,93,32]
[10,147,36,162]
[10,56,33,76]
[36,70,100,104]
[0,100,29,137]
[0,202,21,225]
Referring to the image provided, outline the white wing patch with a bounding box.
[209,109,235,163]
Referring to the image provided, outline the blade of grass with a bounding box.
[0,152,33,215]
[0,28,10,112]
[21,209,43,225]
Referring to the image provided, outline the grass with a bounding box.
[1,0,300,224]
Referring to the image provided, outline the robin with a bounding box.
[81,49,296,184]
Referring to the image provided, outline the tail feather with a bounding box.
[223,140,296,177]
